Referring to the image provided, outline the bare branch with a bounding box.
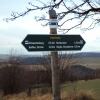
[58,14,88,33]
[58,16,80,26]
[57,1,87,20]
[5,0,63,22]
[4,0,100,32]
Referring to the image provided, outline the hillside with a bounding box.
[22,52,100,65]
[64,65,96,81]
[0,52,100,67]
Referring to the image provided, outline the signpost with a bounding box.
[22,34,85,51]
[49,9,61,100]
[22,9,86,100]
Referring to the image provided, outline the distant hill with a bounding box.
[72,52,100,58]
[0,52,100,65]
[21,52,100,64]
[0,54,9,60]
[65,65,96,81]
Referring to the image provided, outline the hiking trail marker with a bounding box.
[22,34,85,51]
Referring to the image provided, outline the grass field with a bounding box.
[76,57,100,69]
[62,79,100,100]
[0,56,100,100]
[1,79,100,100]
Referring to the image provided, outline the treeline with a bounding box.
[0,63,99,95]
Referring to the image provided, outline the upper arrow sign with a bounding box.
[22,34,86,51]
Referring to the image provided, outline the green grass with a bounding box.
[1,79,100,100]
[76,57,100,69]
[62,79,100,100]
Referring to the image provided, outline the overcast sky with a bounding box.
[0,0,100,55]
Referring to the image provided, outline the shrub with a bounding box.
[77,91,95,100]
[66,90,95,100]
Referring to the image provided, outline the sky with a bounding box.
[0,0,100,55]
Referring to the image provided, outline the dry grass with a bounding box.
[3,92,52,100]
[1,90,96,100]
[1,79,99,100]
[65,90,95,100]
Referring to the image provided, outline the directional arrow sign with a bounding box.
[22,34,85,51]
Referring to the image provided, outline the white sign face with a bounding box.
[49,19,58,28]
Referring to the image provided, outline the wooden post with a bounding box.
[49,9,61,100]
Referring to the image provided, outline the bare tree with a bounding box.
[0,59,18,94]
[5,0,100,33]
[0,50,25,95]
[40,52,78,83]
[39,53,51,71]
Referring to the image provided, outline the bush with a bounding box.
[66,90,95,100]
[77,91,95,100]
[0,65,26,95]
